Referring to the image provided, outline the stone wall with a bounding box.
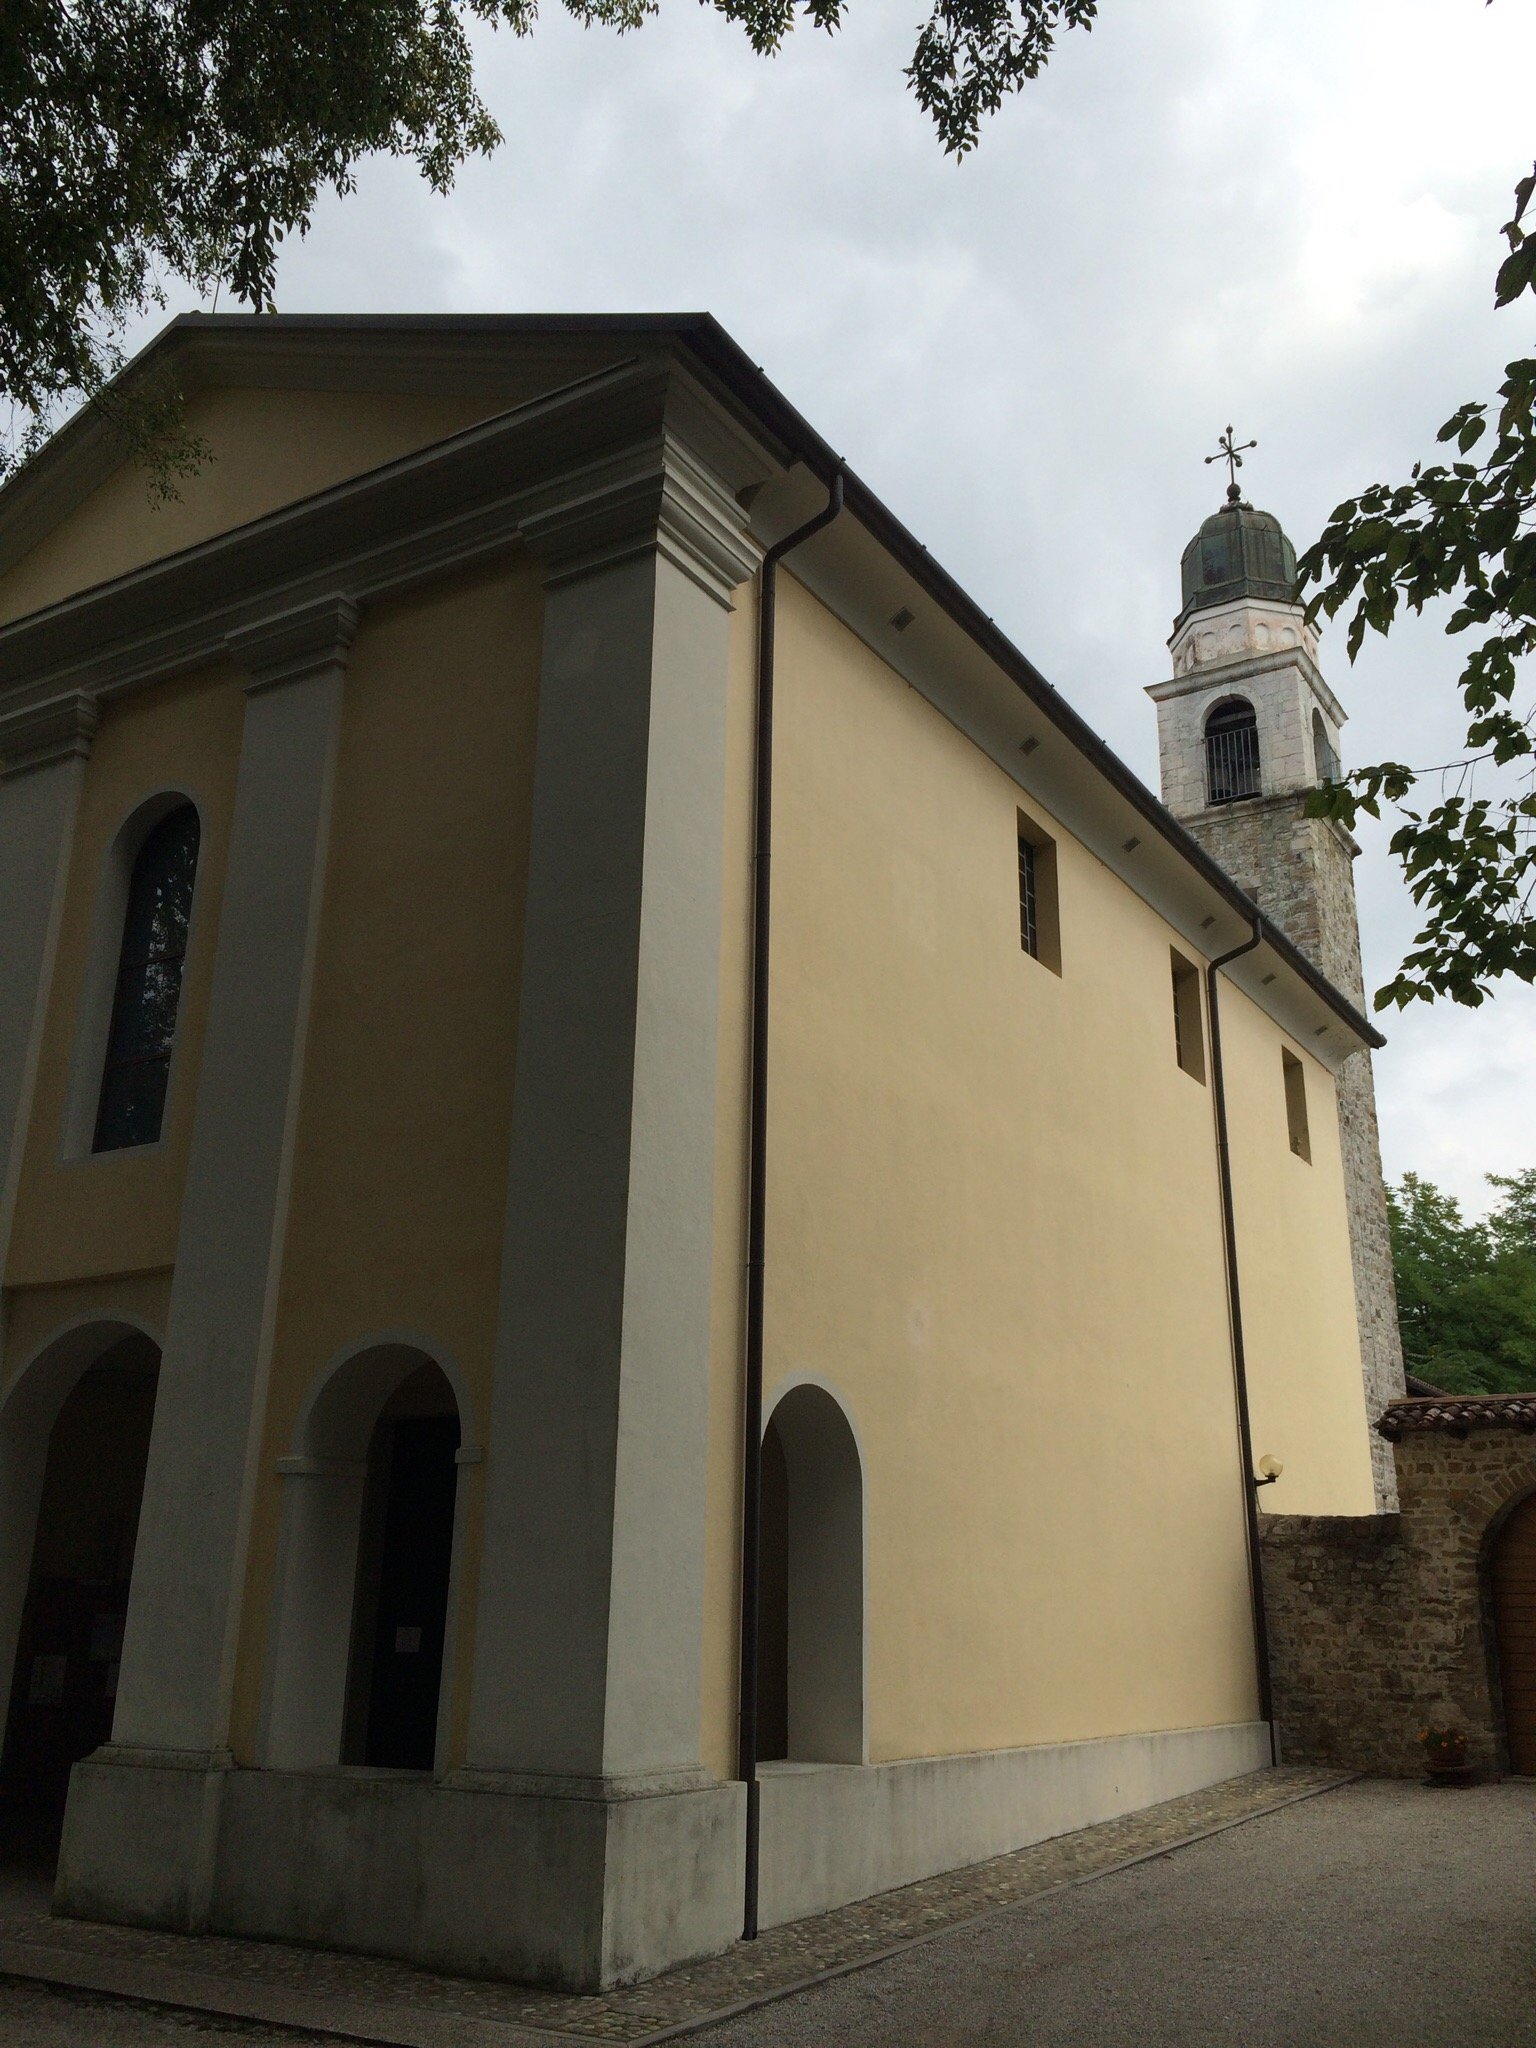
[1261,1404,1536,1776]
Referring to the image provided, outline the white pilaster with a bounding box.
[111,596,355,1755]
[0,696,97,1331]
[465,460,755,1785]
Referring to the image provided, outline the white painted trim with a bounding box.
[0,750,88,1369]
[287,1328,476,1460]
[467,533,744,1785]
[4,1310,166,1407]
[0,1316,164,1776]
[260,1336,469,1775]
[112,622,350,1764]
[0,692,98,778]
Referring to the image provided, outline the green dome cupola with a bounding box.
[1178,498,1298,622]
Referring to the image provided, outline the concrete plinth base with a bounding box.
[757,1718,1272,1926]
[57,1749,745,1991]
[56,1721,1269,1987]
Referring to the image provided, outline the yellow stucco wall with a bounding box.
[1223,994,1377,1518]
[0,386,512,629]
[4,664,243,1291]
[4,366,1378,1787]
[227,559,543,1764]
[699,574,1375,1773]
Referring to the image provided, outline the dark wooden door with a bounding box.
[1492,1491,1536,1776]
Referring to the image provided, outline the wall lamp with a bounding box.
[1253,1454,1284,1489]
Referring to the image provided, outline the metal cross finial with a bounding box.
[1206,425,1257,503]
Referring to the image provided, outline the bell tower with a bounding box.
[1147,467,1406,1510]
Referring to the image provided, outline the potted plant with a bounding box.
[1419,1726,1474,1785]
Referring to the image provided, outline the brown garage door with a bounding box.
[1492,1490,1536,1776]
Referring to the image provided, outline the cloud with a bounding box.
[211,0,1536,1207]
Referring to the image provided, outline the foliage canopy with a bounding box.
[0,0,1095,478]
[1389,1168,1536,1394]
[1299,167,1536,1011]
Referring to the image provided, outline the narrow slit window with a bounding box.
[1018,834,1038,957]
[1015,812,1061,975]
[1170,950,1206,1083]
[1312,708,1340,785]
[93,804,200,1153]
[1282,1048,1311,1162]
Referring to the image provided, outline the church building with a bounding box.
[0,315,1399,1989]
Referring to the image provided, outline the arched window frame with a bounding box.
[0,1315,165,1784]
[1204,697,1262,806]
[63,792,203,1161]
[261,1336,480,1776]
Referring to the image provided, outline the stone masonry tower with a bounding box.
[1147,480,1406,1509]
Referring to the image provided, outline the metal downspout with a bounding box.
[1205,917,1279,1762]
[738,470,845,1942]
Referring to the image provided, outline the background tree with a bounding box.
[1300,166,1536,1011]
[1,0,1094,483]
[1390,1168,1536,1394]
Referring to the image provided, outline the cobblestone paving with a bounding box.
[0,1767,1349,2046]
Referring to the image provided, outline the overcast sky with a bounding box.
[167,0,1536,1212]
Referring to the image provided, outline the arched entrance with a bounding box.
[264,1345,463,1773]
[1492,1490,1536,1775]
[0,1326,161,1860]
[757,1383,865,1765]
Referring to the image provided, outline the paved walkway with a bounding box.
[0,1767,1344,2045]
[696,1775,1536,2048]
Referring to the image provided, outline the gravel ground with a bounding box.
[694,1777,1536,2048]
[0,1974,324,2045]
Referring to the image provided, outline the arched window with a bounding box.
[1204,698,1261,805]
[93,804,200,1153]
[1312,709,1340,786]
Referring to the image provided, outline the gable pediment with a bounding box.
[0,319,669,628]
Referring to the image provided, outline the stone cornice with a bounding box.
[520,438,758,604]
[1148,641,1348,732]
[0,688,99,779]
[1178,788,1362,860]
[0,355,769,721]
[227,594,359,694]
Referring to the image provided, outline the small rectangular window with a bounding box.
[1016,812,1061,974]
[1282,1048,1311,1161]
[1170,950,1206,1083]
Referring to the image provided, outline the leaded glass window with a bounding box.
[93,805,200,1152]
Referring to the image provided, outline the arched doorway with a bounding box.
[0,1328,161,1860]
[264,1346,463,1773]
[756,1384,865,1765]
[1492,1490,1536,1775]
